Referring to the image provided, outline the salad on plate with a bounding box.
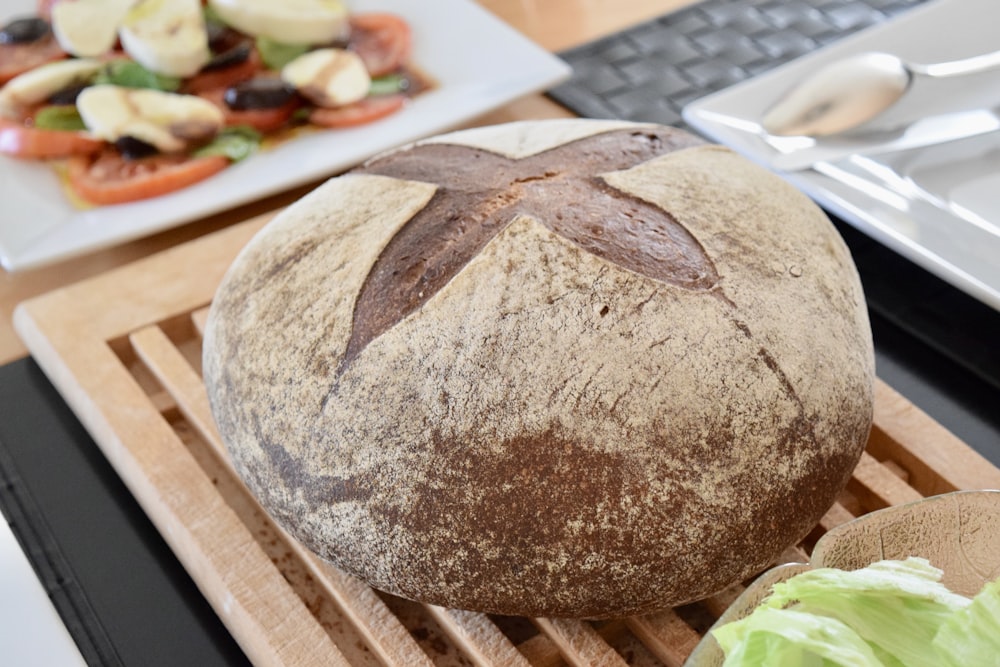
[0,0,419,205]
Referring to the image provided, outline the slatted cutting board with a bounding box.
[14,210,1000,667]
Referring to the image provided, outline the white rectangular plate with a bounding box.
[0,0,571,271]
[683,0,1000,312]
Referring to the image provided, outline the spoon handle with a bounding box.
[917,49,1000,78]
[768,109,1000,172]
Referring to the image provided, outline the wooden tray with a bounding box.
[15,210,1000,667]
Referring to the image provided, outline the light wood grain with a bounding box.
[625,611,702,667]
[425,606,533,667]
[818,501,856,532]
[533,618,630,667]
[867,380,1000,494]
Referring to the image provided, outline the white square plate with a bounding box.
[684,0,1000,311]
[0,0,571,271]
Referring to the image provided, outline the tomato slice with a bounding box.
[0,119,103,158]
[67,150,229,205]
[309,94,406,129]
[182,47,263,94]
[0,33,66,84]
[197,86,301,133]
[348,13,412,77]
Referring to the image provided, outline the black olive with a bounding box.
[207,25,248,57]
[205,21,229,47]
[47,83,88,105]
[206,22,244,51]
[115,136,159,160]
[203,41,252,71]
[0,17,50,45]
[224,78,296,111]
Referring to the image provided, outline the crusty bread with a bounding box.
[203,119,875,618]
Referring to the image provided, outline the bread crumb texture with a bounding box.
[203,119,874,618]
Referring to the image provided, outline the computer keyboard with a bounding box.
[547,0,929,130]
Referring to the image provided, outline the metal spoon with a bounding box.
[761,49,1000,137]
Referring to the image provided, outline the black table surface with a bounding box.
[1,215,999,667]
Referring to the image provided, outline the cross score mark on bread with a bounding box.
[345,128,713,367]
[345,128,821,477]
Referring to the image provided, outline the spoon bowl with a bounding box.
[762,48,1000,137]
[762,52,911,137]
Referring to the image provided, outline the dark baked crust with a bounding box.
[344,126,708,367]
[203,119,875,618]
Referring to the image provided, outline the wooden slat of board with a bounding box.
[130,325,224,456]
[777,545,809,565]
[818,501,856,532]
[851,451,924,509]
[192,306,211,336]
[868,381,1000,495]
[625,610,701,667]
[296,553,435,667]
[702,585,742,620]
[128,322,433,667]
[425,606,532,667]
[515,632,565,667]
[533,617,629,667]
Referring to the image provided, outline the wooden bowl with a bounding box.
[684,489,1000,666]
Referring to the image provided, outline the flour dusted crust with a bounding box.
[203,119,875,618]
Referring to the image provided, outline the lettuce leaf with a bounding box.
[193,126,262,162]
[93,61,181,92]
[763,558,969,667]
[714,606,888,666]
[932,578,1000,667]
[256,37,310,70]
[33,106,87,131]
[710,558,999,667]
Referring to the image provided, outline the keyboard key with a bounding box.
[645,67,697,97]
[684,60,746,88]
[608,86,670,116]
[664,11,713,35]
[758,3,809,28]
[699,1,756,26]
[574,64,629,96]
[611,65,695,99]
[593,39,642,65]
[823,2,883,30]
[717,40,768,68]
[628,24,679,54]
[692,27,748,56]
[725,11,774,36]
[634,104,684,126]
[754,29,816,59]
[790,11,838,38]
[644,37,703,65]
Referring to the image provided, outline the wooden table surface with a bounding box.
[0,0,690,366]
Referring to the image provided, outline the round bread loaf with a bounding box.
[203,119,875,618]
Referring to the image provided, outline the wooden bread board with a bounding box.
[15,210,1000,667]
